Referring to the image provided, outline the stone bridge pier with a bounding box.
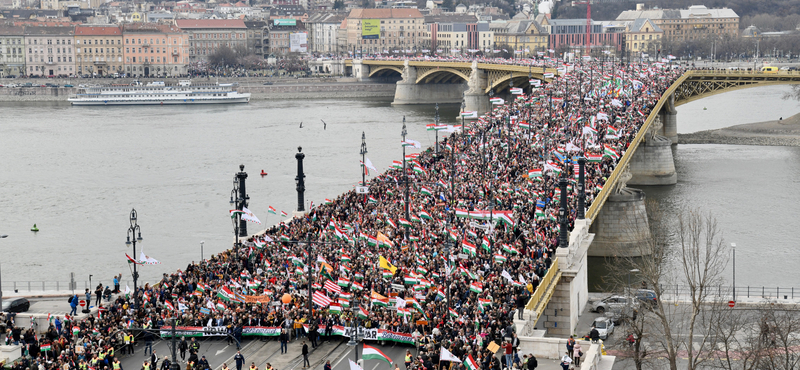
[589,172,653,257]
[392,61,467,105]
[463,61,490,115]
[628,118,677,186]
[659,93,678,144]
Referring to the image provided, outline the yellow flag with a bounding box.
[379,256,397,274]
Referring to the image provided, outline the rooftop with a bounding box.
[175,19,247,29]
[75,25,121,36]
[347,8,423,19]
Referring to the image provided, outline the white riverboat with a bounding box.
[67,80,250,106]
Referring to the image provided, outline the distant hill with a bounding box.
[553,0,800,31]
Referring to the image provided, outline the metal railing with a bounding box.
[1,279,136,294]
[525,257,560,311]
[658,284,799,301]
[585,72,690,221]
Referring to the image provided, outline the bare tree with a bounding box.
[603,199,682,370]
[782,85,800,103]
[677,209,729,370]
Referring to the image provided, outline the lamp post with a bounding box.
[0,234,7,311]
[401,117,410,241]
[360,132,368,187]
[125,208,143,306]
[230,165,249,246]
[434,103,440,153]
[558,178,568,248]
[731,243,736,301]
[347,295,363,366]
[200,241,204,262]
[295,147,306,213]
[577,157,586,220]
[460,94,466,132]
[628,268,640,311]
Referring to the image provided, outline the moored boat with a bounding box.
[67,80,250,106]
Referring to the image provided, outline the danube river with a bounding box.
[1,85,798,291]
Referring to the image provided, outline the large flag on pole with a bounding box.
[363,157,378,173]
[362,344,393,364]
[241,207,262,224]
[349,360,363,370]
[440,347,462,363]
[138,251,160,265]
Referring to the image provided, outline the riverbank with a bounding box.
[0,79,397,101]
[678,112,800,146]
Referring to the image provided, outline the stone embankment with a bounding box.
[0,77,396,102]
[678,113,800,146]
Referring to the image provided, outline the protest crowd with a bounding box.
[1,57,684,370]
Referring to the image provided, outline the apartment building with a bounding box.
[175,19,247,62]
[74,25,123,77]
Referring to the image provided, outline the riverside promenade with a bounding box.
[0,77,396,102]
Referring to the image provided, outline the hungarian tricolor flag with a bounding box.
[41,344,52,352]
[362,344,392,364]
[357,306,369,320]
[448,308,459,318]
[464,354,479,370]
[268,206,277,215]
[126,253,142,265]
[469,282,483,293]
[398,218,411,228]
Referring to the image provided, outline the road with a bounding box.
[18,298,563,370]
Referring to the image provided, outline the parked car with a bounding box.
[590,295,639,314]
[63,84,74,88]
[2,297,30,313]
[635,289,657,308]
[592,317,614,340]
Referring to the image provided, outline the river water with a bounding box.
[1,85,799,290]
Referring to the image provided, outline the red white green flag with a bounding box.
[362,344,392,364]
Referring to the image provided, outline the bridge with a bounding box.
[319,58,800,345]
[515,68,800,344]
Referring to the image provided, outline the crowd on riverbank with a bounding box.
[1,59,684,370]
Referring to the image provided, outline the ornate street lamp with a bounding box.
[125,208,143,306]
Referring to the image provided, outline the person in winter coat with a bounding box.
[573,342,582,367]
[69,295,78,316]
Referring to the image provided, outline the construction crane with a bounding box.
[571,0,592,56]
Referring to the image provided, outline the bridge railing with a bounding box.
[585,72,691,221]
[525,257,560,311]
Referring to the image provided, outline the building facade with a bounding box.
[122,23,189,77]
[266,18,306,55]
[493,20,547,54]
[542,18,625,54]
[345,9,425,54]
[623,18,663,58]
[74,25,123,77]
[24,26,75,77]
[616,5,738,42]
[175,19,247,62]
[244,20,267,59]
[306,12,346,54]
[0,26,25,77]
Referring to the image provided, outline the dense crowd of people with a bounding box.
[0,57,684,370]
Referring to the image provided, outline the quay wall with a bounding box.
[0,81,396,102]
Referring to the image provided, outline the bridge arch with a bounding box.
[485,73,547,94]
[415,68,471,84]
[673,73,800,107]
[368,66,403,78]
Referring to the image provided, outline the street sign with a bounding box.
[355,186,369,194]
[79,300,86,307]
[728,300,735,308]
